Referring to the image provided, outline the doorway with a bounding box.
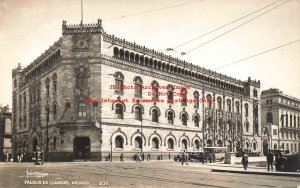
[73,137,90,159]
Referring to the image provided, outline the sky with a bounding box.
[0,0,299,108]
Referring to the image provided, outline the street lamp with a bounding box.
[140,119,143,155]
[110,138,112,162]
[45,105,49,161]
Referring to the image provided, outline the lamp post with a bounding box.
[45,105,49,162]
[110,138,112,162]
[141,119,143,155]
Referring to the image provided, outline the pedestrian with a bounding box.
[168,153,171,160]
[108,153,111,162]
[135,153,138,163]
[267,150,274,171]
[5,151,9,163]
[147,153,151,161]
[20,153,24,163]
[40,150,44,165]
[120,153,124,162]
[141,153,144,161]
[138,153,142,162]
[181,151,188,165]
[241,152,248,170]
[160,153,163,160]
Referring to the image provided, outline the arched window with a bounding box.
[53,103,57,120]
[244,103,248,116]
[193,91,199,108]
[217,97,222,110]
[76,72,88,90]
[114,72,124,94]
[226,99,231,112]
[236,101,240,114]
[134,137,142,149]
[167,85,174,103]
[253,142,257,150]
[135,106,143,121]
[206,139,212,147]
[267,112,273,124]
[181,88,187,106]
[52,73,57,94]
[245,121,249,132]
[246,142,249,148]
[134,77,143,98]
[206,94,212,109]
[167,111,174,124]
[151,81,159,100]
[152,137,159,149]
[181,113,188,126]
[115,103,124,119]
[167,138,174,150]
[45,78,50,96]
[181,139,187,150]
[53,136,57,149]
[274,144,277,150]
[194,140,200,150]
[217,140,222,147]
[115,136,124,149]
[78,103,86,117]
[152,108,159,123]
[194,115,200,127]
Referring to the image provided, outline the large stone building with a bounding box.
[261,88,300,155]
[0,105,12,161]
[12,19,262,161]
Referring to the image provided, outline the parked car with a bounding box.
[174,154,183,162]
[275,152,300,172]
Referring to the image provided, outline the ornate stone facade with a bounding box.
[261,88,300,155]
[12,19,262,161]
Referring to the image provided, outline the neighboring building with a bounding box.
[0,105,12,161]
[261,88,300,155]
[12,19,262,161]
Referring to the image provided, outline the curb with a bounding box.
[211,168,300,177]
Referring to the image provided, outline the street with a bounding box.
[0,161,299,188]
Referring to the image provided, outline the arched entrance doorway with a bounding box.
[73,137,90,160]
[32,137,38,152]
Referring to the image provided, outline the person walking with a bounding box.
[241,152,248,170]
[135,153,138,163]
[181,151,189,165]
[5,151,9,163]
[40,150,44,165]
[267,150,274,171]
[120,153,124,162]
[147,153,151,161]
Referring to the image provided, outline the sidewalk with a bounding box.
[207,162,300,177]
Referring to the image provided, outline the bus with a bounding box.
[204,147,229,162]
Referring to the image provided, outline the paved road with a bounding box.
[0,161,299,188]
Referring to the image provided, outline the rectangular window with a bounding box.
[78,104,86,117]
[273,129,277,136]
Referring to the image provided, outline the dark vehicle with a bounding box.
[275,152,300,172]
[174,154,183,162]
[174,153,191,162]
[204,147,228,162]
[236,149,260,157]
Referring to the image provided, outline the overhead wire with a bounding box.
[171,0,281,50]
[178,0,290,57]
[103,0,203,21]
[213,39,300,70]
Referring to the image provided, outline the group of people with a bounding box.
[241,150,280,171]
